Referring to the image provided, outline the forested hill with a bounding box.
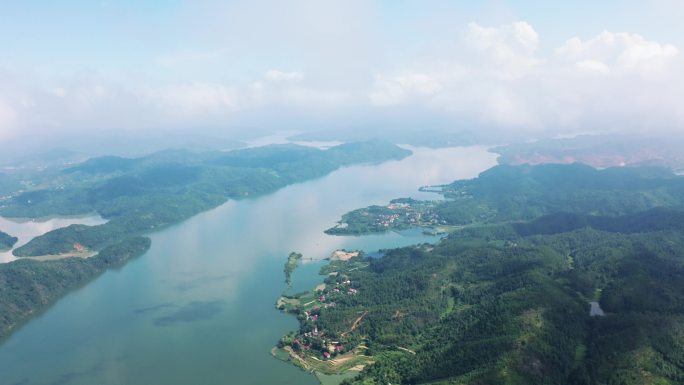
[3,140,409,257]
[0,231,17,251]
[327,163,684,235]
[323,228,684,385]
[442,163,684,222]
[282,164,684,385]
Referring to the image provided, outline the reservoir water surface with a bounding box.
[0,146,497,385]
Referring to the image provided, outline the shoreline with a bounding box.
[0,212,105,223]
[20,250,98,262]
[274,250,373,385]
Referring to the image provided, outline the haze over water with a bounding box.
[0,146,497,385]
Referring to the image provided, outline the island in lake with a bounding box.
[284,252,303,287]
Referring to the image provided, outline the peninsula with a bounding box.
[280,163,684,385]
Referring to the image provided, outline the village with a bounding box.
[274,251,374,378]
[325,197,447,235]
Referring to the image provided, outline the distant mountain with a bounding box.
[493,135,684,172]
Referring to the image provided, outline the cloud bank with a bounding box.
[0,6,682,142]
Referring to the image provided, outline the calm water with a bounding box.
[0,146,497,385]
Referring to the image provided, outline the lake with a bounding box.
[0,146,497,385]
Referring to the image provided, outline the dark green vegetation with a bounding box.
[285,252,303,287]
[330,163,684,235]
[325,198,443,235]
[0,140,409,257]
[0,231,17,251]
[0,140,409,342]
[0,236,150,339]
[283,164,684,384]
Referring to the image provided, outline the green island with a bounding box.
[0,140,411,340]
[280,163,684,385]
[285,252,303,287]
[0,231,17,251]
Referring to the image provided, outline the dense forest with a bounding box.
[0,231,17,251]
[328,163,684,235]
[281,164,684,385]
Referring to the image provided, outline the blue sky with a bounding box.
[3,1,681,74]
[0,0,682,140]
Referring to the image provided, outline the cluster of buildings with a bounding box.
[289,279,361,360]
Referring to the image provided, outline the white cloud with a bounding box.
[0,98,17,140]
[263,70,304,83]
[249,70,351,107]
[467,21,538,55]
[465,21,541,78]
[369,72,442,106]
[359,23,684,134]
[142,82,239,116]
[575,59,610,73]
[558,31,678,73]
[0,17,682,142]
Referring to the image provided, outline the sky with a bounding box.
[0,0,683,144]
